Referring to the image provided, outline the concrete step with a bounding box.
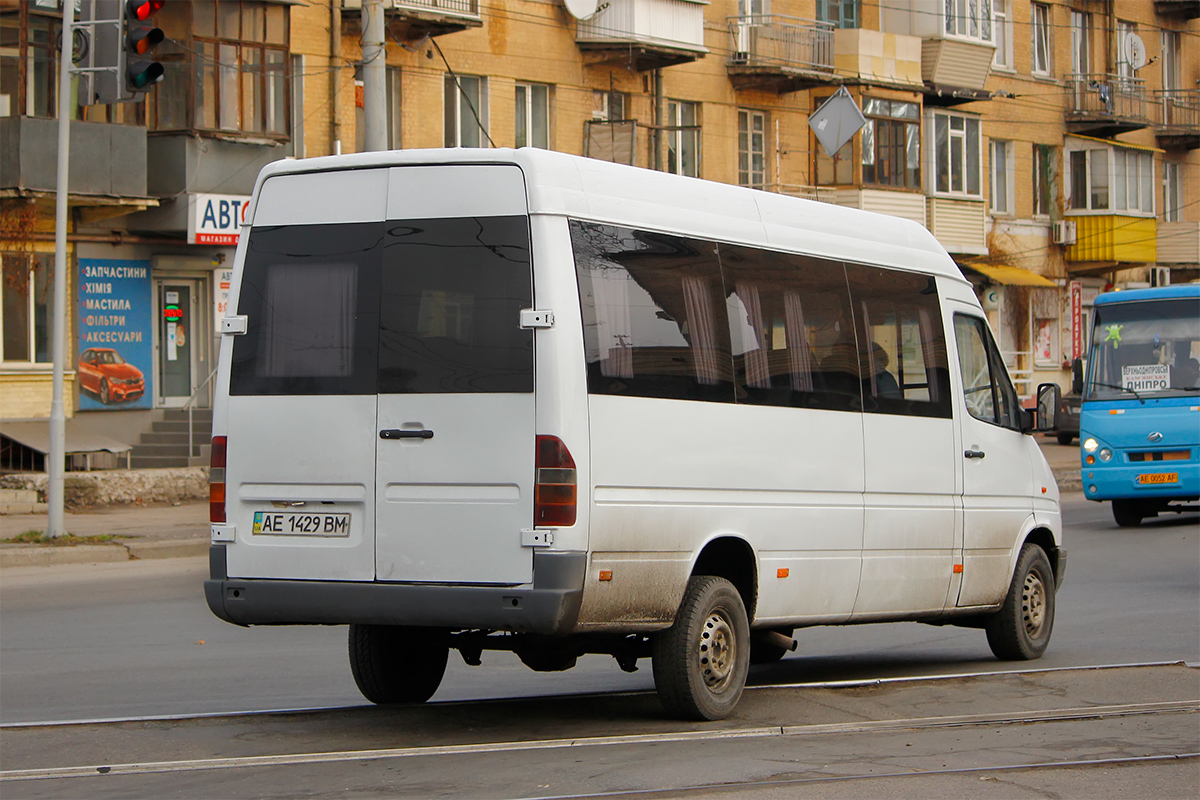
[130,453,210,469]
[0,488,47,515]
[162,408,213,423]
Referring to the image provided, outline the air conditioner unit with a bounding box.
[1052,220,1077,245]
[1151,267,1170,287]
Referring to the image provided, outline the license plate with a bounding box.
[1136,473,1179,485]
[253,511,351,537]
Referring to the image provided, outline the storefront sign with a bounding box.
[188,193,251,245]
[1069,281,1083,360]
[77,259,153,410]
[214,267,233,328]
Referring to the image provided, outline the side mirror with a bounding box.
[1029,382,1061,433]
[1071,358,1084,395]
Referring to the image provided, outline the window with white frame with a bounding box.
[1162,31,1181,92]
[944,0,993,43]
[1164,162,1183,223]
[667,100,700,177]
[738,109,767,189]
[930,112,981,197]
[992,0,1012,69]
[444,74,489,148]
[1031,3,1051,76]
[1116,20,1137,81]
[592,90,627,121]
[1,252,52,364]
[515,82,550,149]
[1067,145,1154,215]
[989,140,1013,215]
[1070,10,1092,76]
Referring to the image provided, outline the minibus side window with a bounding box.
[231,223,382,396]
[847,266,952,419]
[572,221,735,402]
[954,314,1021,430]
[718,244,862,413]
[378,216,534,394]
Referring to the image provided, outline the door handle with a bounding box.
[380,429,434,440]
[964,449,986,459]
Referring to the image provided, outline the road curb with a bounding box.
[0,539,210,569]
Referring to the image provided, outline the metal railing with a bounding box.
[1154,89,1200,131]
[726,15,835,72]
[1065,73,1149,121]
[183,366,218,464]
[343,0,479,17]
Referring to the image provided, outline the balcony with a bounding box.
[1066,74,1150,138]
[1065,215,1157,265]
[576,0,708,71]
[725,16,836,93]
[1157,221,1199,266]
[1155,90,1200,150]
[833,28,923,89]
[827,188,927,228]
[925,197,987,255]
[920,36,995,102]
[341,0,482,40]
[1154,0,1200,20]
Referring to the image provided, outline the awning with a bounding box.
[960,264,1058,287]
[1067,134,1164,154]
[0,421,131,455]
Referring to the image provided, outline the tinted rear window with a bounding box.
[230,217,533,395]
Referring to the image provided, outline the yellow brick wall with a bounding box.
[0,373,77,419]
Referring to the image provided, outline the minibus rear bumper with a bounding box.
[205,546,586,636]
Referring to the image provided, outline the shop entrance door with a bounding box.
[156,279,202,408]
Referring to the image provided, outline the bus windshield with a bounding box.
[1085,297,1200,401]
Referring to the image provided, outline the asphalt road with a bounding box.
[1,493,1196,725]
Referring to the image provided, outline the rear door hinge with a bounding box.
[221,315,248,335]
[520,309,554,329]
[521,528,554,547]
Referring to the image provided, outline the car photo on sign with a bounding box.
[78,347,146,404]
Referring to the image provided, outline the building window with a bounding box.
[1116,20,1138,80]
[592,90,627,121]
[992,0,1012,69]
[1067,145,1154,215]
[944,0,992,42]
[172,1,289,136]
[286,55,305,158]
[862,98,920,189]
[1,252,52,364]
[1033,144,1055,217]
[738,109,766,189]
[666,100,700,177]
[0,9,61,119]
[930,112,981,197]
[515,83,550,149]
[1031,3,1051,76]
[989,140,1013,215]
[1070,10,1092,76]
[444,74,489,147]
[1164,162,1183,223]
[816,0,858,29]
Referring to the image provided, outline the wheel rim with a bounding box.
[1021,570,1047,639]
[697,608,737,692]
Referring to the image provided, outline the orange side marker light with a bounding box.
[777,568,789,579]
[953,564,964,574]
[598,570,613,582]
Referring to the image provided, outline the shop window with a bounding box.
[1,252,53,364]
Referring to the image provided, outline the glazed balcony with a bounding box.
[1154,89,1200,150]
[576,0,708,71]
[1065,215,1157,264]
[726,16,836,93]
[1066,73,1150,137]
[341,0,482,40]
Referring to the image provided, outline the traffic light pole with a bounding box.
[48,6,75,538]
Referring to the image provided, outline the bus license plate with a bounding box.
[253,511,351,537]
[1136,473,1178,485]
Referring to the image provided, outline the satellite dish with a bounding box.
[563,0,600,20]
[1123,33,1147,70]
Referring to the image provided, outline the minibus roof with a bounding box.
[251,148,969,284]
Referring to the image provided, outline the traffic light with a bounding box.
[122,0,166,97]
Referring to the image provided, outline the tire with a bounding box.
[985,544,1056,661]
[1055,432,1074,446]
[99,379,110,404]
[652,575,751,721]
[1112,500,1144,528]
[348,624,448,705]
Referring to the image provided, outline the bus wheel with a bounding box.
[652,575,750,721]
[348,624,448,704]
[985,544,1055,661]
[1112,500,1144,528]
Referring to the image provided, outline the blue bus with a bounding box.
[1080,285,1200,527]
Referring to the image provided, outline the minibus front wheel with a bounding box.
[348,624,449,704]
[651,575,751,721]
[985,543,1056,661]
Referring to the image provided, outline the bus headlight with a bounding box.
[1083,438,1099,453]
[1099,448,1113,462]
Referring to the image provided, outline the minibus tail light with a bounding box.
[535,435,576,527]
[210,436,227,524]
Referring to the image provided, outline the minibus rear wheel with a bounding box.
[985,543,1055,661]
[651,575,750,721]
[348,624,448,704]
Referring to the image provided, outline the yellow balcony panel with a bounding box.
[1066,215,1157,263]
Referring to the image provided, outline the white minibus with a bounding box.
[206,149,1064,720]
